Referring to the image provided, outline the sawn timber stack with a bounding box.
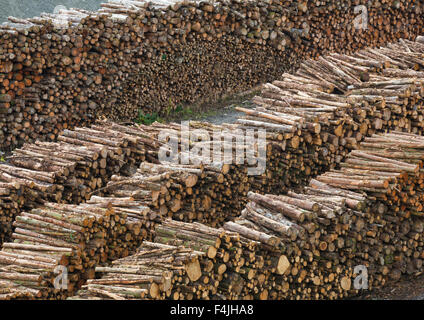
[1,0,423,150]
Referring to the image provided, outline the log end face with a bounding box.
[276,255,290,275]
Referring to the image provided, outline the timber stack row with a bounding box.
[69,220,269,300]
[2,130,424,299]
[115,122,251,225]
[1,36,424,242]
[0,196,161,299]
[67,131,424,300]
[0,202,120,299]
[68,241,209,300]
[1,0,424,150]
[0,122,157,243]
[244,35,424,193]
[69,219,286,300]
[104,161,248,227]
[223,131,424,299]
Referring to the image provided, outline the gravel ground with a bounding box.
[198,104,247,125]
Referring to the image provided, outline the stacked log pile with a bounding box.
[4,128,424,299]
[154,219,282,300]
[68,241,204,300]
[0,122,152,244]
[0,193,161,299]
[222,131,424,299]
[103,121,251,226]
[244,36,424,193]
[0,202,117,299]
[70,219,287,300]
[225,190,366,299]
[85,196,160,260]
[1,0,423,151]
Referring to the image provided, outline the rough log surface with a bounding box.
[1,0,423,150]
[1,34,424,299]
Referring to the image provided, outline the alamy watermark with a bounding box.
[54,265,68,290]
[353,265,369,290]
[158,121,267,176]
[296,4,369,35]
[353,5,369,30]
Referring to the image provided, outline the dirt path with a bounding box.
[163,87,259,125]
[198,104,247,125]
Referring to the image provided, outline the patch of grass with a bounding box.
[167,103,227,122]
[135,110,163,125]
[175,105,195,119]
[165,98,174,117]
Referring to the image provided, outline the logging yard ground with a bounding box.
[354,272,424,300]
[150,87,260,125]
